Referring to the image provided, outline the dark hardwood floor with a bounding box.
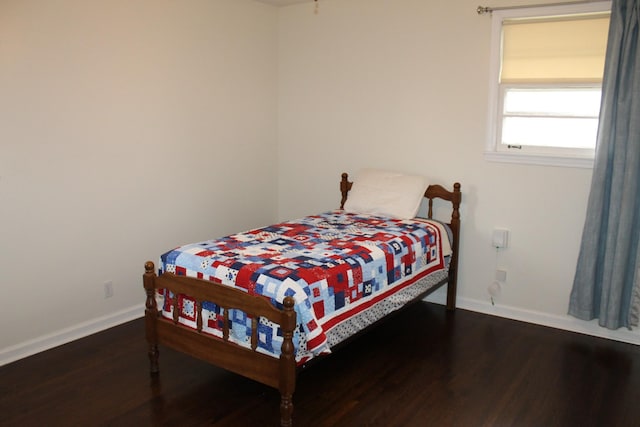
[2,302,639,427]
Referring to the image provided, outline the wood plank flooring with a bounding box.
[2,302,639,427]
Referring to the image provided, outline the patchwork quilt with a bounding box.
[157,210,451,363]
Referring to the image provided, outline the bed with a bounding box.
[143,171,461,427]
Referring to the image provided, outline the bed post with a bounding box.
[279,296,297,427]
[143,261,160,374]
[340,172,352,209]
[446,183,462,311]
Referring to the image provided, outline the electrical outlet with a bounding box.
[104,281,114,298]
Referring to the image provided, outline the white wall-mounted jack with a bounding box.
[492,228,509,249]
[104,281,114,299]
[495,269,507,282]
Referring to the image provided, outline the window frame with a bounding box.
[484,1,611,168]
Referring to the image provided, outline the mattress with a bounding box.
[157,210,451,363]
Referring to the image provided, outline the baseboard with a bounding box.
[0,304,144,367]
[426,291,640,346]
[4,292,638,367]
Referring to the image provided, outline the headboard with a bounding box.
[339,171,461,310]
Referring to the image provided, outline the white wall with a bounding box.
[277,0,640,343]
[0,0,278,361]
[2,0,637,365]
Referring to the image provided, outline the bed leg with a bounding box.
[445,248,460,311]
[144,261,160,374]
[446,279,457,311]
[280,393,293,427]
[279,296,296,427]
[148,344,160,375]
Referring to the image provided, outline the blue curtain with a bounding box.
[569,0,640,330]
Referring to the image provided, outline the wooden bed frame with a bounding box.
[143,172,461,427]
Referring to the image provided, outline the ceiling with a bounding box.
[254,0,311,6]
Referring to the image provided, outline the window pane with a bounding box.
[504,88,601,117]
[502,116,598,149]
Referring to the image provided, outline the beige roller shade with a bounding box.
[501,13,610,83]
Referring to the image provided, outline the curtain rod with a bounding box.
[477,0,604,15]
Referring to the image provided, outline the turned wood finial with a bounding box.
[283,296,295,310]
[453,183,461,203]
[340,172,352,209]
[452,183,462,221]
[145,261,155,273]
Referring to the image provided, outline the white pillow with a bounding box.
[343,169,427,219]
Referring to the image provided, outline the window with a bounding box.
[485,2,611,167]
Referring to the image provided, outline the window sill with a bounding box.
[484,151,594,169]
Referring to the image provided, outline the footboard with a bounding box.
[142,261,297,426]
[145,173,461,427]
